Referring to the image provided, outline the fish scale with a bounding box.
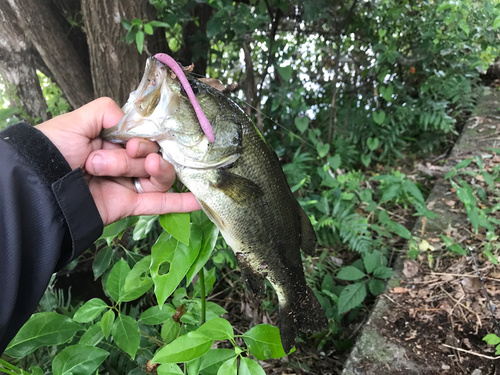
[102,56,328,352]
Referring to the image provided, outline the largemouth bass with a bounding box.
[102,56,328,352]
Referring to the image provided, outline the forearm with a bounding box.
[0,122,103,354]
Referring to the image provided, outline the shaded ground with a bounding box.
[343,87,500,375]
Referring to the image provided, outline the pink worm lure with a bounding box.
[154,53,215,143]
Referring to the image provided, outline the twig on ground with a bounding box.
[441,344,500,360]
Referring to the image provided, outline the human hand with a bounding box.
[36,97,200,226]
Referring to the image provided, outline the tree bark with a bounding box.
[0,0,49,122]
[7,0,94,109]
[81,0,154,105]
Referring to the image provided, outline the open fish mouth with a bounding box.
[101,57,183,143]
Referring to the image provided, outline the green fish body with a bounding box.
[102,57,327,352]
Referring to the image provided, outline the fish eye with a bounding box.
[181,79,199,96]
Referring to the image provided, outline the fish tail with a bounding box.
[278,286,328,353]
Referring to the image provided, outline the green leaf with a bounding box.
[152,332,213,363]
[79,324,104,346]
[197,318,234,341]
[437,3,452,12]
[144,23,154,35]
[133,215,158,240]
[372,266,393,279]
[373,110,386,125]
[160,213,191,245]
[6,312,82,358]
[149,20,171,28]
[366,137,380,151]
[136,30,145,53]
[217,357,237,375]
[158,364,184,375]
[122,256,153,302]
[338,282,367,314]
[484,249,499,265]
[363,251,383,274]
[378,29,386,38]
[101,310,114,339]
[238,357,265,375]
[139,305,176,325]
[106,259,129,302]
[494,15,500,31]
[206,12,224,38]
[101,217,138,240]
[402,179,425,203]
[199,349,237,375]
[483,333,500,346]
[242,324,288,360]
[336,266,366,281]
[186,220,220,284]
[112,313,140,359]
[294,117,309,134]
[368,279,386,295]
[361,154,371,167]
[277,66,292,81]
[317,144,330,158]
[52,345,109,375]
[151,225,202,306]
[328,154,341,170]
[0,107,19,121]
[379,84,393,102]
[73,298,108,323]
[161,317,180,344]
[93,246,113,280]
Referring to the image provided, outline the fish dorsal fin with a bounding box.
[211,169,264,206]
[299,207,317,256]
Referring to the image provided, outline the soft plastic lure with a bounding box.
[154,53,215,143]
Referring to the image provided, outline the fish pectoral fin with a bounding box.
[299,207,318,256]
[211,169,264,206]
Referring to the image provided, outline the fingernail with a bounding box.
[92,154,104,174]
[160,158,169,170]
[137,142,146,157]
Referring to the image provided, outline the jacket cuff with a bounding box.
[1,122,103,265]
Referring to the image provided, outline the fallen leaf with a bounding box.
[403,260,420,278]
[419,239,435,251]
[461,277,482,294]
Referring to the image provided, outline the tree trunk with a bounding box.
[81,0,154,105]
[0,0,49,122]
[7,0,94,109]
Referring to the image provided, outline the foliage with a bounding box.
[483,333,500,355]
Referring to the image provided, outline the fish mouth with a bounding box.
[102,57,182,142]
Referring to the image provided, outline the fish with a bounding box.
[101,55,328,352]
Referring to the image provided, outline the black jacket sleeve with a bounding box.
[0,122,103,354]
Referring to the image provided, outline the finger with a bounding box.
[86,149,150,177]
[126,138,160,158]
[144,154,176,190]
[132,192,201,216]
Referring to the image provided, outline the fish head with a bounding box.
[102,56,239,168]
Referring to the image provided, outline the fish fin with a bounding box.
[278,286,328,353]
[299,207,317,256]
[236,254,266,298]
[198,199,225,229]
[211,169,264,206]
